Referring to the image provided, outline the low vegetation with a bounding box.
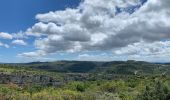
[0,61,170,100]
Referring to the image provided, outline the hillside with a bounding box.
[0,61,170,100]
[12,60,170,75]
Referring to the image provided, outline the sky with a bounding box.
[0,0,170,63]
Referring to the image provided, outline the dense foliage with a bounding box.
[0,76,170,100]
[0,61,170,100]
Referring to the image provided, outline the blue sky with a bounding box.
[0,0,81,62]
[0,0,170,63]
[0,0,80,32]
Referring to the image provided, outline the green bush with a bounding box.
[138,81,170,100]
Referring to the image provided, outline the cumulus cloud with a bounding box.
[18,0,170,61]
[12,31,28,39]
[0,42,9,48]
[18,50,46,58]
[12,40,27,46]
[0,32,13,39]
[113,41,170,62]
[114,41,170,56]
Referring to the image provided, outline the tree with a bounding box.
[138,81,170,100]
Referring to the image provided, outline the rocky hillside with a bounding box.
[0,60,170,86]
[0,61,170,100]
[14,60,170,75]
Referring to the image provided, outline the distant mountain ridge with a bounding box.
[0,60,170,88]
[2,60,168,75]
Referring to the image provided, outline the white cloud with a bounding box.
[12,40,27,46]
[12,31,27,39]
[0,32,13,39]
[0,41,9,48]
[113,41,170,62]
[18,50,46,58]
[77,53,114,61]
[114,41,170,55]
[17,0,170,61]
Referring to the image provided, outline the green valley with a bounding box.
[0,61,170,100]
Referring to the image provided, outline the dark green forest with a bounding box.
[0,60,170,100]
